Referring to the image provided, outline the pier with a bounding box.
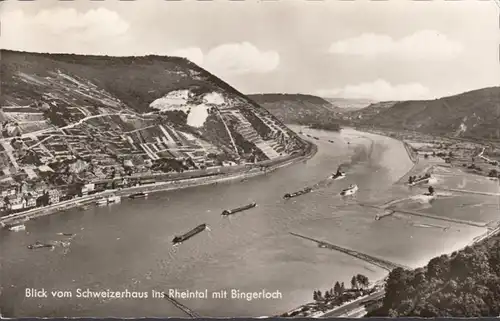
[389,208,487,228]
[360,202,488,228]
[163,292,200,317]
[438,188,500,197]
[289,232,409,271]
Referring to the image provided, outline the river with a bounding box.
[1,127,498,317]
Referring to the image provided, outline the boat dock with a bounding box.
[163,292,200,317]
[289,232,409,271]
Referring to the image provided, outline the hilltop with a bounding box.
[248,93,342,130]
[350,87,500,140]
[0,50,306,193]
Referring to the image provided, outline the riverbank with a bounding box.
[0,142,317,226]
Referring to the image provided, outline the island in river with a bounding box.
[1,126,498,318]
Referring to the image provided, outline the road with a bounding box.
[321,290,385,318]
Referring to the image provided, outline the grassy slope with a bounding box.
[354,87,500,140]
[248,93,341,128]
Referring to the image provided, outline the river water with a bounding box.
[1,127,498,317]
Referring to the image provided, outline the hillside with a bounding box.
[367,232,500,317]
[248,93,342,130]
[353,88,500,140]
[0,50,306,190]
[341,101,398,122]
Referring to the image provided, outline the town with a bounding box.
[0,71,306,217]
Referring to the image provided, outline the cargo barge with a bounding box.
[283,187,312,199]
[27,241,54,250]
[221,202,257,216]
[129,192,148,199]
[172,224,207,245]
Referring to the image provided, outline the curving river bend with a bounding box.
[1,127,499,317]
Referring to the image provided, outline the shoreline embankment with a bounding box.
[0,142,317,226]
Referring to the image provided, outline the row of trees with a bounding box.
[313,274,370,301]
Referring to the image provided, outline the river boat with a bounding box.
[172,224,207,245]
[222,202,257,216]
[129,192,148,199]
[408,174,432,186]
[8,224,26,232]
[331,169,346,180]
[57,232,75,237]
[340,184,358,196]
[107,195,121,204]
[283,187,312,199]
[27,241,54,250]
[95,198,108,206]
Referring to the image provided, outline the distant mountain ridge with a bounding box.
[324,98,376,110]
[351,87,500,140]
[0,50,306,188]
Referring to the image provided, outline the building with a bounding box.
[48,189,61,204]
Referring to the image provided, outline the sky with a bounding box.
[0,0,499,101]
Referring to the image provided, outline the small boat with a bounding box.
[57,232,75,237]
[9,224,26,232]
[27,241,54,250]
[107,195,121,204]
[129,192,148,199]
[222,202,257,216]
[331,169,346,180]
[96,198,108,206]
[340,184,358,196]
[408,174,432,186]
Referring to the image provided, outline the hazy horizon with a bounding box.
[1,0,499,101]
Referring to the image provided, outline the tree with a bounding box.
[334,281,341,296]
[488,169,498,178]
[356,274,370,289]
[351,276,358,290]
[426,254,450,280]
